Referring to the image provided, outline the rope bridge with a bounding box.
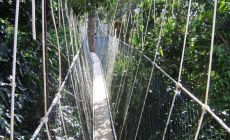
[6,0,230,139]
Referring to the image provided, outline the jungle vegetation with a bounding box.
[0,0,229,139]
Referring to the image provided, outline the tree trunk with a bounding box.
[125,11,132,44]
[88,14,96,52]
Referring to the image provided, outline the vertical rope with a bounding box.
[42,0,51,139]
[178,0,192,82]
[194,0,217,139]
[42,0,47,118]
[60,0,71,67]
[153,0,156,27]
[111,0,120,35]
[162,0,192,139]
[134,64,154,140]
[10,0,20,139]
[141,4,144,51]
[58,0,61,28]
[143,0,153,42]
[32,0,36,40]
[71,11,78,53]
[172,0,175,17]
[49,0,67,138]
[65,1,75,56]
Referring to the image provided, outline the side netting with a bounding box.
[31,40,93,140]
[95,36,119,92]
[95,36,230,140]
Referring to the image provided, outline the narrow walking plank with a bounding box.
[91,52,114,140]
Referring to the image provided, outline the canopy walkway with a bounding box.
[5,0,230,140]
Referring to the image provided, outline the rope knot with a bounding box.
[202,104,210,112]
[175,82,182,95]
[42,116,49,123]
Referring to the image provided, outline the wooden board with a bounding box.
[91,52,114,140]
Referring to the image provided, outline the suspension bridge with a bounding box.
[6,0,230,140]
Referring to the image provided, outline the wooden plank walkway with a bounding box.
[91,52,114,140]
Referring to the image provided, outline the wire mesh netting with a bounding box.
[95,36,230,140]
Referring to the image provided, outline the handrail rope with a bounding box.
[50,0,67,138]
[162,0,192,139]
[31,46,84,140]
[134,1,169,139]
[32,0,36,40]
[194,0,218,139]
[10,0,20,139]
